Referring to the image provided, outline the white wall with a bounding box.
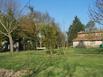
[73,41,103,48]
[73,42,79,47]
[94,41,102,47]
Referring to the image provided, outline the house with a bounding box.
[73,31,103,48]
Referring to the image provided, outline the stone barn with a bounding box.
[73,31,103,48]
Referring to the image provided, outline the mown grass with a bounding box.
[0,48,103,77]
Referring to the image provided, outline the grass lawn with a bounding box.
[0,48,103,77]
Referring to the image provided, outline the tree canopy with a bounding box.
[67,16,85,46]
[0,9,18,52]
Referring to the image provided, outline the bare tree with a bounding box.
[0,9,18,53]
[0,0,20,15]
[0,0,19,53]
[89,0,103,25]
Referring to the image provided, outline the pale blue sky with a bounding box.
[20,0,95,32]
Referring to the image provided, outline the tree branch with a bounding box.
[0,30,8,37]
[0,20,8,32]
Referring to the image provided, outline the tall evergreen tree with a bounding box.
[67,16,85,46]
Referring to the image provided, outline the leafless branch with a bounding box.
[89,0,103,25]
[0,19,8,32]
[0,30,8,37]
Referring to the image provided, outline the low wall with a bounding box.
[73,41,103,48]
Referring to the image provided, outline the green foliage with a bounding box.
[0,5,65,51]
[41,23,65,50]
[0,34,3,47]
[18,8,65,50]
[67,16,85,46]
[41,25,57,49]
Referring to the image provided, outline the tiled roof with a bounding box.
[73,31,103,41]
[74,36,103,41]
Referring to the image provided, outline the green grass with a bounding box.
[0,48,103,77]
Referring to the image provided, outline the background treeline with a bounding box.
[0,0,103,52]
[0,0,66,52]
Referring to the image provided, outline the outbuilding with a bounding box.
[73,31,103,48]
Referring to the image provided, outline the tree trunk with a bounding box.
[8,33,13,53]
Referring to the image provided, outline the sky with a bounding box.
[20,0,95,32]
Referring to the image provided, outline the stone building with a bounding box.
[73,31,103,48]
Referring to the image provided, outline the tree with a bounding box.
[0,0,20,16]
[0,9,18,53]
[19,6,58,50]
[19,15,39,50]
[67,16,85,46]
[41,24,57,49]
[90,0,103,25]
[0,0,21,53]
[40,22,65,54]
[56,29,65,48]
[0,34,3,47]
[19,7,43,50]
[85,20,97,32]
